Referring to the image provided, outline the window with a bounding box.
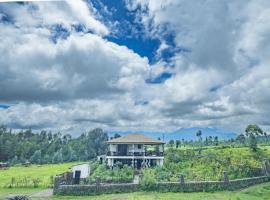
[138,144,142,149]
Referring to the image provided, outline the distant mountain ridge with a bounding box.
[107,127,237,142]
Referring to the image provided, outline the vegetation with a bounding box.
[141,146,270,183]
[1,146,269,189]
[86,162,134,184]
[245,124,265,151]
[0,127,108,165]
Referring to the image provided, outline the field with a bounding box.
[0,182,270,199]
[0,162,82,188]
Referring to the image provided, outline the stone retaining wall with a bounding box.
[154,176,270,192]
[54,176,270,196]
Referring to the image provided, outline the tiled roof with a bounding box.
[107,133,165,144]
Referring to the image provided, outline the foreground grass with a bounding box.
[0,162,82,188]
[0,183,270,200]
[0,188,42,198]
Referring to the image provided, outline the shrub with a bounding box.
[86,163,134,184]
[140,168,156,190]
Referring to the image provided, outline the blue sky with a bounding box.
[0,0,270,135]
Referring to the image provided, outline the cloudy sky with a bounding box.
[0,0,269,135]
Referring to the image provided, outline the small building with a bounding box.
[71,163,90,180]
[106,133,165,169]
[0,162,8,169]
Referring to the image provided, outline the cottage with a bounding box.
[105,133,165,169]
[70,163,90,184]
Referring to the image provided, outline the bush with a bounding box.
[87,163,134,184]
[140,168,156,190]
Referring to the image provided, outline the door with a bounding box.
[74,170,81,184]
[137,159,142,169]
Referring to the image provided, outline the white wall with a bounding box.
[109,144,117,152]
[159,145,163,152]
[71,163,90,179]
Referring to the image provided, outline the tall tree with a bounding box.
[214,136,219,146]
[236,134,245,145]
[168,140,174,147]
[196,130,203,154]
[176,140,181,148]
[245,124,264,151]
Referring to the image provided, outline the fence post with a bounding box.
[178,174,185,184]
[223,171,229,184]
[262,159,270,176]
[96,176,101,187]
[53,175,62,194]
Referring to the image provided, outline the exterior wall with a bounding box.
[109,144,117,152]
[159,145,163,152]
[71,164,90,179]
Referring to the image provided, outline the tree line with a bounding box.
[0,126,108,165]
[167,124,269,152]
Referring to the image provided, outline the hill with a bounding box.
[108,127,237,141]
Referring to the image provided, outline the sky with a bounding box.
[0,0,270,136]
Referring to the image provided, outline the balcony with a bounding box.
[107,151,163,157]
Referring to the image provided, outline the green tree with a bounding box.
[176,140,181,148]
[236,134,245,145]
[30,150,42,164]
[52,150,63,163]
[214,136,219,146]
[113,133,121,139]
[168,140,174,147]
[196,130,202,143]
[245,124,264,151]
[196,130,203,154]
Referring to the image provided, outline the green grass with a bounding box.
[0,188,43,198]
[0,182,270,200]
[0,162,83,188]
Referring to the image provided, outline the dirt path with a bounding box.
[30,189,53,199]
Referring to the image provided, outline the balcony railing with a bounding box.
[107,151,164,157]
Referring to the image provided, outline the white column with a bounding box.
[132,144,135,168]
[107,158,111,167]
[159,158,164,167]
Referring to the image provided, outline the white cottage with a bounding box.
[71,163,90,179]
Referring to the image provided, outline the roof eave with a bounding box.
[106,141,165,145]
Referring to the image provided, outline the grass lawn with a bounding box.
[0,182,270,200]
[0,162,83,188]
